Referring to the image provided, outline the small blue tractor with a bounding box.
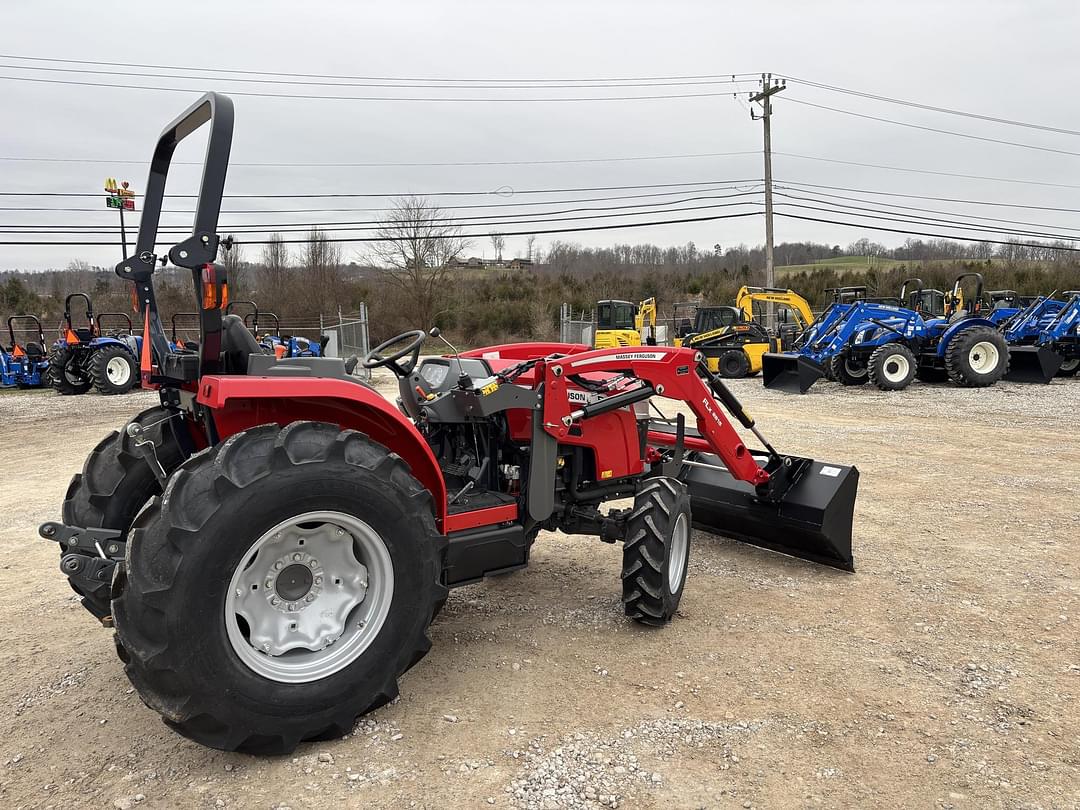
[764,273,1013,393]
[48,293,141,395]
[1001,291,1080,381]
[227,300,328,359]
[1,315,50,388]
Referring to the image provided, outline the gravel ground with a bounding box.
[0,372,1077,810]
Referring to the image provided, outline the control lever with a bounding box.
[429,327,473,388]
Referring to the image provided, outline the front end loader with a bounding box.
[40,93,860,754]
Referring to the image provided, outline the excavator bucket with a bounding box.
[1005,345,1062,383]
[762,352,824,394]
[679,452,858,571]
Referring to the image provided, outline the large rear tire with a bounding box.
[867,342,916,391]
[49,344,92,395]
[113,422,447,754]
[62,406,186,620]
[621,477,691,627]
[829,353,868,386]
[91,344,138,395]
[945,327,1009,387]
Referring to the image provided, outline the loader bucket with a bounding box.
[762,352,824,394]
[679,452,858,571]
[1005,345,1062,384]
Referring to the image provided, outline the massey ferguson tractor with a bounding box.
[41,94,859,754]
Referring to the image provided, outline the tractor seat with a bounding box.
[948,309,970,323]
[73,328,94,342]
[24,342,44,361]
[221,314,267,374]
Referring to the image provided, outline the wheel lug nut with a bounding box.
[309,560,318,568]
[293,553,302,562]
[274,561,283,570]
[270,597,280,606]
[305,593,316,602]
[314,576,322,585]
[288,602,296,611]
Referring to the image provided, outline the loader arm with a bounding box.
[735,286,815,331]
[537,346,770,488]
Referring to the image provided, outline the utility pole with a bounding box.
[750,74,785,329]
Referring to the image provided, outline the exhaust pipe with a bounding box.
[679,452,857,571]
[1005,345,1062,384]
[762,352,824,394]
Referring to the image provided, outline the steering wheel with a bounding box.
[362,329,427,377]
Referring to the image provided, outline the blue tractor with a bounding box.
[1001,292,1080,381]
[48,293,141,395]
[226,300,328,359]
[764,273,1013,393]
[1,315,50,388]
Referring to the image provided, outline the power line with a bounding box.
[0,60,755,91]
[779,75,1080,137]
[775,212,1080,252]
[0,209,763,246]
[778,179,1080,214]
[0,72,751,103]
[0,53,760,84]
[774,187,1080,234]
[774,152,1080,190]
[785,97,1080,158]
[0,150,760,169]
[0,198,765,236]
[0,178,763,199]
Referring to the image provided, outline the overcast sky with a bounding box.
[2,0,1078,271]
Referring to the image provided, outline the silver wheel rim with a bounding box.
[225,510,394,683]
[968,341,1000,374]
[845,358,867,379]
[882,352,911,383]
[106,355,131,385]
[668,513,689,592]
[1061,358,1079,372]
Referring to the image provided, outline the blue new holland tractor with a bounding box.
[1,315,50,388]
[764,273,1014,393]
[1001,291,1080,381]
[48,293,141,395]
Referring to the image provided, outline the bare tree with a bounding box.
[258,234,292,310]
[489,232,505,264]
[367,196,471,328]
[302,229,343,316]
[526,234,537,262]
[221,237,246,297]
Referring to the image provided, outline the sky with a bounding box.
[1,0,1079,271]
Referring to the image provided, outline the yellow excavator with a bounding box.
[593,297,659,348]
[674,287,815,378]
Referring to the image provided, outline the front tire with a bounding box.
[867,342,916,391]
[718,349,750,379]
[829,353,869,386]
[91,344,138,395]
[1057,357,1079,377]
[49,344,92,395]
[621,477,691,627]
[945,327,1009,387]
[113,422,447,753]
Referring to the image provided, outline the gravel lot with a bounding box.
[0,373,1077,809]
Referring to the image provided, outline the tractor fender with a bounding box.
[195,375,449,526]
[935,317,1000,357]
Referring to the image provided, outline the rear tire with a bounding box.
[91,344,138,395]
[113,422,447,753]
[867,342,916,391]
[829,353,868,386]
[621,477,691,627]
[49,344,92,395]
[718,349,750,379]
[62,407,186,620]
[945,327,1009,387]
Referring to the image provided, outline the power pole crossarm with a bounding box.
[750,74,786,331]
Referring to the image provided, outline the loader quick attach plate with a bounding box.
[762,352,825,394]
[1004,345,1063,384]
[678,452,858,571]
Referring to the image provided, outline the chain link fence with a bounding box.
[320,304,371,380]
[559,302,595,345]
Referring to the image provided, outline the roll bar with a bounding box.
[226,300,259,333]
[246,311,280,336]
[114,92,235,382]
[947,272,984,316]
[170,312,199,343]
[899,277,924,310]
[7,315,45,349]
[63,292,96,335]
[98,312,134,335]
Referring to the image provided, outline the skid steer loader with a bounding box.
[41,93,860,754]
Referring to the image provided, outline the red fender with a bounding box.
[196,375,448,526]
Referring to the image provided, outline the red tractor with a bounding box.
[41,94,859,754]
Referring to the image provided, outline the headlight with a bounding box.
[854,328,879,344]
